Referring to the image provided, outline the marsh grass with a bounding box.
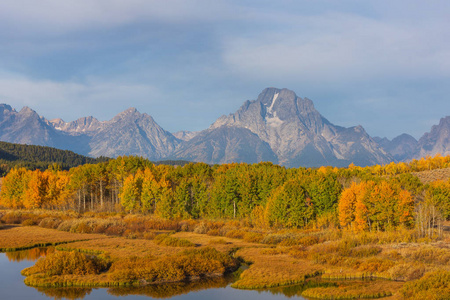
[400,270,450,300]
[153,234,196,247]
[22,250,110,277]
[0,226,107,251]
[302,280,403,299]
[23,247,238,288]
[1,208,449,296]
[231,247,323,289]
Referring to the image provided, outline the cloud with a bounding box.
[0,1,448,139]
[0,0,235,37]
[222,11,450,84]
[0,72,162,121]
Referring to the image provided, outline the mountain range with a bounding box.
[0,88,448,167]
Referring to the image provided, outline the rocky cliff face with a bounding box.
[377,117,450,161]
[51,116,102,134]
[0,105,180,160]
[172,126,278,164]
[172,130,199,141]
[416,116,450,158]
[87,108,180,159]
[0,104,63,147]
[204,88,392,167]
[374,134,418,161]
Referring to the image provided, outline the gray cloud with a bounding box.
[0,1,448,140]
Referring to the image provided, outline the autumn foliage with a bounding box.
[0,154,449,234]
[338,180,414,232]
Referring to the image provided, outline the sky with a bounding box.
[0,0,449,140]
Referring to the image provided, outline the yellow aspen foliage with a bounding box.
[338,182,358,229]
[23,170,49,209]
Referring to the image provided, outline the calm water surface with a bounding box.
[0,249,308,300]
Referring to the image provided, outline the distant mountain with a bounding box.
[51,116,101,133]
[173,126,278,164]
[0,105,180,161]
[377,117,450,161]
[1,88,447,167]
[416,116,450,158]
[184,88,392,167]
[374,134,418,161]
[86,108,180,159]
[172,131,199,141]
[0,104,59,147]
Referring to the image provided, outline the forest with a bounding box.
[1,154,449,235]
[0,141,109,175]
[0,154,449,299]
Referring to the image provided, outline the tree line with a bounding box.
[0,155,449,234]
[0,141,109,175]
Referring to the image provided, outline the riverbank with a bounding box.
[0,210,449,299]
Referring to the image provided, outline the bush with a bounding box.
[407,247,450,265]
[22,251,109,276]
[109,247,238,284]
[298,235,320,246]
[388,263,425,281]
[225,229,245,239]
[357,257,395,273]
[400,270,450,299]
[206,229,220,236]
[39,218,63,229]
[243,232,263,243]
[153,234,195,247]
[348,246,382,258]
[208,239,228,245]
[22,219,37,226]
[143,232,156,240]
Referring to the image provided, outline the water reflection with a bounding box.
[1,248,310,299]
[35,287,93,300]
[108,277,231,298]
[265,279,337,298]
[5,247,55,262]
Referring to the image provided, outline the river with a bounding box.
[0,248,308,300]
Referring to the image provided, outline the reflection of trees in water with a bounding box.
[30,277,232,299]
[108,277,231,299]
[5,247,54,262]
[265,280,338,298]
[35,287,92,300]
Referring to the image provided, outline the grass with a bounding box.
[302,280,403,299]
[0,226,107,251]
[55,237,182,259]
[231,247,323,289]
[22,247,238,287]
[1,208,449,297]
[400,270,450,300]
[153,233,196,247]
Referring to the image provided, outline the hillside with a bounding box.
[412,167,450,184]
[0,141,109,175]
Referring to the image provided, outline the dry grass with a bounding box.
[302,280,403,299]
[232,247,323,289]
[55,236,182,259]
[172,231,263,252]
[0,226,107,251]
[1,209,449,297]
[412,167,450,184]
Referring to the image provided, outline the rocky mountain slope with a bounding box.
[378,116,450,161]
[374,134,418,162]
[175,88,392,167]
[416,116,450,158]
[0,88,448,167]
[0,104,179,160]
